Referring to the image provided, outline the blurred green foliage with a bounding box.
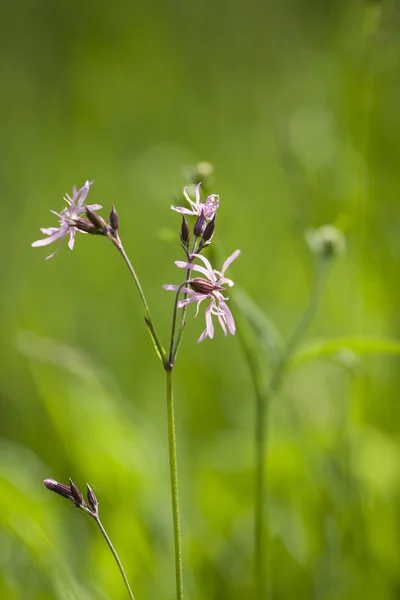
[1,0,400,598]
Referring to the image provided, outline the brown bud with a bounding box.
[180,216,190,245]
[110,205,119,232]
[86,484,98,515]
[85,208,107,232]
[190,277,222,295]
[69,478,86,507]
[193,211,206,237]
[202,215,216,243]
[75,218,97,234]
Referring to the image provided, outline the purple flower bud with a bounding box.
[85,208,107,232]
[86,484,98,515]
[69,478,86,507]
[202,215,216,243]
[44,478,74,500]
[110,205,119,232]
[193,211,206,237]
[180,216,190,245]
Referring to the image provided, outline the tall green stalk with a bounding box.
[165,368,184,600]
[241,258,327,599]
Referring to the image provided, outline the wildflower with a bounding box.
[163,250,240,342]
[32,181,102,259]
[171,183,219,221]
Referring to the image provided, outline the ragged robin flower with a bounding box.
[32,181,102,259]
[163,250,240,342]
[171,183,219,221]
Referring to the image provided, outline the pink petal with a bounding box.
[221,250,240,276]
[68,229,76,250]
[171,205,196,216]
[204,303,214,339]
[191,253,215,281]
[174,261,211,279]
[220,301,235,335]
[40,227,60,235]
[31,230,65,247]
[183,187,198,211]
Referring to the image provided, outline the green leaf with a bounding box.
[290,336,400,368]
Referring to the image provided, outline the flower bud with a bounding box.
[44,478,73,500]
[305,225,345,259]
[75,218,98,234]
[193,211,206,237]
[85,208,107,233]
[110,205,119,232]
[69,478,86,507]
[180,216,190,245]
[86,484,98,515]
[202,215,216,243]
[190,277,222,295]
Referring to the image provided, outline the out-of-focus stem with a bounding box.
[254,257,327,599]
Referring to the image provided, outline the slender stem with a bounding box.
[168,281,191,366]
[253,257,327,599]
[172,237,199,360]
[165,368,184,600]
[95,517,136,600]
[110,233,166,362]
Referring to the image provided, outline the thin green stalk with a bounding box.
[173,236,199,360]
[165,368,184,600]
[252,257,327,599]
[168,281,191,366]
[110,233,166,363]
[95,517,136,600]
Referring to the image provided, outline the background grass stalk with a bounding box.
[251,257,327,599]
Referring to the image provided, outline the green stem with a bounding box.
[173,237,199,360]
[253,257,327,599]
[110,233,166,363]
[168,281,191,366]
[95,517,136,600]
[165,368,184,600]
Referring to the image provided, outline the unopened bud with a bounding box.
[69,478,86,507]
[185,162,214,187]
[86,484,98,515]
[202,215,216,243]
[193,211,206,237]
[75,218,97,234]
[110,205,119,232]
[305,225,345,259]
[180,216,190,245]
[85,208,107,232]
[44,478,73,501]
[190,277,222,295]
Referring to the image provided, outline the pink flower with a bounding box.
[32,181,102,259]
[163,249,240,342]
[171,183,219,221]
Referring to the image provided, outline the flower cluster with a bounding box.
[165,184,240,343]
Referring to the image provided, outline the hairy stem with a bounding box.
[165,368,184,600]
[95,517,136,600]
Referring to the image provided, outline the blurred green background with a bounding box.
[2,0,400,598]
